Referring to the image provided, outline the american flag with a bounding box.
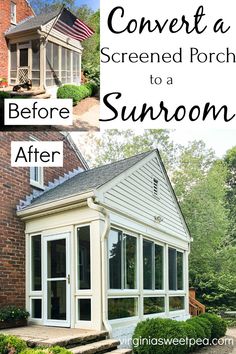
[54,8,94,41]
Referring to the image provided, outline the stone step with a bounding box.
[34,93,51,99]
[70,339,120,354]
[109,349,132,354]
[27,331,108,348]
[10,89,45,97]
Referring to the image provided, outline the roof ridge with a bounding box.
[17,166,84,211]
[82,150,154,175]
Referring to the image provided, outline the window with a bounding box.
[11,2,16,24]
[77,226,90,290]
[31,298,42,319]
[30,166,43,188]
[143,240,164,290]
[31,235,42,291]
[169,296,185,311]
[144,297,165,315]
[78,299,91,321]
[108,298,138,320]
[108,229,137,290]
[153,178,159,198]
[168,248,184,291]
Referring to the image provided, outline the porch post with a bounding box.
[40,37,45,89]
[91,219,103,330]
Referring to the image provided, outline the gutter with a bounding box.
[17,191,94,219]
[87,197,112,336]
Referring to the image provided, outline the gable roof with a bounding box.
[20,151,151,210]
[5,10,60,36]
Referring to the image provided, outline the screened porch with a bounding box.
[9,38,81,89]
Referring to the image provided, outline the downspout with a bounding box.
[87,197,112,336]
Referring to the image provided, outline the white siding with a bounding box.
[103,156,189,239]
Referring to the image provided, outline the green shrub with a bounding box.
[186,318,207,342]
[0,306,29,322]
[0,92,11,99]
[133,318,189,354]
[199,313,227,339]
[82,63,100,87]
[57,84,94,105]
[188,316,212,339]
[0,334,27,354]
[85,82,97,95]
[177,322,198,352]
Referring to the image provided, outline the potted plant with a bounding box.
[0,78,8,88]
[0,306,29,329]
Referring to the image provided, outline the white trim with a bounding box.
[43,232,71,327]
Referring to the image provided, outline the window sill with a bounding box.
[30,180,45,190]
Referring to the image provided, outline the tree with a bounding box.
[30,0,76,15]
[82,129,177,171]
[224,146,236,245]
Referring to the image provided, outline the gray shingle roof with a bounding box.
[5,10,60,36]
[26,151,152,209]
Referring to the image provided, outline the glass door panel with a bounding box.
[44,234,70,327]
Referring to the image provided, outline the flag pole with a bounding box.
[44,3,65,43]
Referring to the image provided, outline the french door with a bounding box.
[43,233,70,327]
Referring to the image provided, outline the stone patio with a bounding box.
[0,325,108,347]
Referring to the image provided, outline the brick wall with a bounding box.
[0,0,34,78]
[0,131,84,307]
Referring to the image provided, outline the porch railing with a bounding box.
[18,67,29,83]
[189,287,206,316]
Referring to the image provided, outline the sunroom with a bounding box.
[17,150,191,341]
[5,9,91,95]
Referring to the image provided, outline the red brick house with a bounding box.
[0,0,93,97]
[0,131,88,308]
[0,0,34,80]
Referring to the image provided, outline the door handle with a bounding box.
[67,274,70,284]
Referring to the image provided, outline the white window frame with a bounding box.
[10,2,16,24]
[143,238,164,291]
[29,136,44,189]
[108,229,138,291]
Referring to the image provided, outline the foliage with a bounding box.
[224,147,236,245]
[0,306,29,322]
[199,313,227,339]
[0,92,11,99]
[133,318,189,354]
[82,129,177,169]
[0,334,27,354]
[0,334,72,354]
[57,83,94,105]
[30,1,76,15]
[132,315,227,354]
[224,318,236,328]
[78,9,100,70]
[187,316,212,339]
[82,63,100,87]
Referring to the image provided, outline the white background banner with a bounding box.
[100,0,236,129]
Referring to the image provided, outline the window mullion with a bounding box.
[152,242,155,290]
